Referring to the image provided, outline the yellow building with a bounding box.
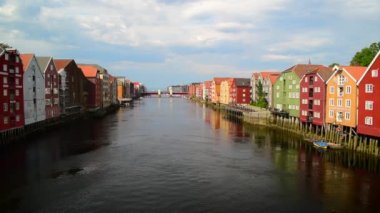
[220,80,230,104]
[211,77,231,103]
[325,65,366,128]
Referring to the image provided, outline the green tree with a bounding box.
[329,63,340,68]
[350,42,380,66]
[255,80,268,108]
[0,43,11,49]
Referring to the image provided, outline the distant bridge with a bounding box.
[142,91,188,96]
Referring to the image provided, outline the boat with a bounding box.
[313,140,328,149]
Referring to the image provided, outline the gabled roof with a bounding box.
[234,78,250,87]
[88,64,108,74]
[36,56,52,73]
[268,73,280,84]
[302,65,333,82]
[78,64,99,78]
[54,59,73,71]
[20,53,34,72]
[327,65,367,83]
[358,50,380,84]
[283,64,324,78]
[213,77,231,84]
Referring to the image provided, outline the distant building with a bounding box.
[20,54,46,125]
[211,77,231,103]
[167,85,188,93]
[78,64,102,110]
[250,71,280,107]
[54,59,88,114]
[0,46,24,131]
[202,80,212,101]
[36,56,60,119]
[109,75,118,105]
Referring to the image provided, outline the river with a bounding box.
[1,98,380,212]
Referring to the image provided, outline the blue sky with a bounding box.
[1,0,379,90]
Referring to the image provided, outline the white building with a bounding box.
[20,54,46,125]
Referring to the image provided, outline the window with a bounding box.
[372,69,378,77]
[330,86,334,94]
[329,98,334,106]
[337,99,343,107]
[276,92,279,98]
[3,64,7,71]
[242,93,245,97]
[315,77,318,82]
[305,78,308,83]
[346,99,351,107]
[292,80,296,84]
[3,89,7,96]
[45,88,50,94]
[276,85,280,90]
[315,99,320,105]
[3,103,8,112]
[3,117,9,124]
[365,117,373,125]
[365,84,374,93]
[16,56,19,63]
[365,101,373,110]
[16,115,20,122]
[329,110,334,118]
[3,77,7,84]
[46,99,51,105]
[5,53,9,60]
[336,112,343,122]
[346,86,351,94]
[314,112,320,118]
[289,85,292,89]
[15,89,19,96]
[295,105,299,110]
[50,64,53,71]
[15,67,19,73]
[302,99,307,104]
[345,112,351,120]
[16,102,19,110]
[338,75,345,85]
[15,78,19,85]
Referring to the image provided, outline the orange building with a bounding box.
[325,65,366,129]
[211,77,231,103]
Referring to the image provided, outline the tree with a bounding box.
[0,43,11,49]
[255,80,268,108]
[329,63,339,68]
[350,42,380,66]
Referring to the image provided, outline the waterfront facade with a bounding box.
[202,80,212,101]
[219,79,232,104]
[231,78,251,104]
[0,47,24,131]
[211,77,230,103]
[20,54,46,125]
[357,51,380,137]
[251,72,279,107]
[54,59,88,114]
[78,64,102,110]
[36,56,60,119]
[299,66,333,126]
[273,64,322,118]
[325,65,366,129]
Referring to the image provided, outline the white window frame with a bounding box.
[330,86,334,94]
[329,98,334,106]
[345,112,351,120]
[329,110,334,118]
[365,116,373,125]
[345,99,351,108]
[337,99,343,107]
[372,69,378,77]
[365,101,373,110]
[346,86,351,94]
[365,84,374,93]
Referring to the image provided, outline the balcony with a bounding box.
[307,116,313,123]
[308,89,314,97]
[309,76,314,85]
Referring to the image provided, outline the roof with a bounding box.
[268,73,280,84]
[20,54,35,72]
[234,78,250,87]
[78,64,99,78]
[260,71,279,79]
[340,66,367,81]
[36,56,52,72]
[283,64,324,78]
[87,64,108,74]
[358,50,380,84]
[213,77,231,84]
[303,66,333,82]
[54,59,73,71]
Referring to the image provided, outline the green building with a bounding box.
[273,64,322,118]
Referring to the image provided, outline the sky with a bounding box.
[0,0,379,90]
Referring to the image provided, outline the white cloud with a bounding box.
[36,0,288,47]
[0,0,17,18]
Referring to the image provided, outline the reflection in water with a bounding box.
[1,98,380,212]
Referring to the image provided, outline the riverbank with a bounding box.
[190,97,380,157]
[0,104,120,147]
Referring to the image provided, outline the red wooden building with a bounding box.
[230,78,251,104]
[357,51,380,137]
[299,66,333,126]
[78,64,102,110]
[0,46,24,131]
[36,57,60,119]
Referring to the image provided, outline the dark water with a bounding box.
[1,98,380,212]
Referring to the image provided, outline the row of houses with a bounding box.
[187,51,380,139]
[0,45,145,133]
